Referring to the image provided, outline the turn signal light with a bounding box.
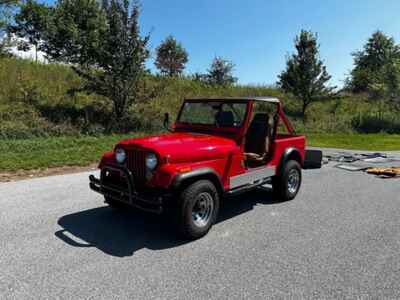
[179,167,192,173]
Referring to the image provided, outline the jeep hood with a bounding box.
[118,132,236,163]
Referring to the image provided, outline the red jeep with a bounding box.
[89,97,305,239]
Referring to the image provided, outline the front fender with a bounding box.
[171,167,223,190]
[277,147,303,173]
[98,151,115,169]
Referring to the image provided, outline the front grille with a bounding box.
[126,148,147,187]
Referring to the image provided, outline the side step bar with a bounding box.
[225,177,272,197]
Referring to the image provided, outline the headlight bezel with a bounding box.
[115,148,126,164]
[145,152,158,170]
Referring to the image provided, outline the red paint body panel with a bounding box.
[97,98,306,192]
[98,151,116,168]
[118,132,237,164]
[268,134,306,167]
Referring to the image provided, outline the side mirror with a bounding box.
[163,113,171,132]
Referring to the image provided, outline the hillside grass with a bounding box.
[2,57,400,138]
[1,133,399,172]
[1,58,400,172]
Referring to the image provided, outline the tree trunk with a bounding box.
[302,101,308,124]
[111,94,130,132]
[84,107,90,125]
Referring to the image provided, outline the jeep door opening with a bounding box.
[89,97,305,239]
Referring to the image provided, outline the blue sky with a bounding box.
[45,0,400,87]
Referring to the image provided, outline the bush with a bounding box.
[0,118,80,139]
[351,114,400,133]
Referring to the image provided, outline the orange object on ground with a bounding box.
[366,167,400,177]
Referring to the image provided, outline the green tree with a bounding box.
[278,30,334,119]
[348,31,400,114]
[348,31,400,93]
[0,0,18,32]
[0,0,19,56]
[89,0,149,127]
[155,35,188,76]
[367,59,400,115]
[43,0,107,66]
[207,56,237,86]
[7,0,49,62]
[384,60,400,103]
[41,0,150,129]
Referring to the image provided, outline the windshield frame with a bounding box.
[175,99,250,130]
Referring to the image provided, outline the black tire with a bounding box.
[177,180,220,240]
[272,160,302,201]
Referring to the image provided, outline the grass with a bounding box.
[1,133,399,172]
[0,134,134,171]
[307,133,400,151]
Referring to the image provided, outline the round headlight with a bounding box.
[115,148,126,163]
[145,153,158,170]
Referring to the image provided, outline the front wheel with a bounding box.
[177,180,220,240]
[272,160,302,201]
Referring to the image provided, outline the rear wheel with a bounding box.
[272,160,302,201]
[177,180,220,240]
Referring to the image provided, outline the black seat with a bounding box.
[244,113,271,164]
[216,111,234,127]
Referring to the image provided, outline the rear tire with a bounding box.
[177,180,220,240]
[272,160,302,201]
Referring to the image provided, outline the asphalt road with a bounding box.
[1,163,400,299]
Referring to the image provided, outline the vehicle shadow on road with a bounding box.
[55,186,279,257]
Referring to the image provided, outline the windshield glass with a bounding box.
[178,101,247,127]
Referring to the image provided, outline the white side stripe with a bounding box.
[230,167,275,189]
